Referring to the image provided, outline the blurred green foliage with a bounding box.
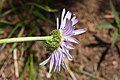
[96,0,120,47]
[0,0,58,80]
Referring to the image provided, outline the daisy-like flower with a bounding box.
[40,9,86,72]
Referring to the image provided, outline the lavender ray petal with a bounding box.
[64,11,72,20]
[60,9,66,29]
[58,49,63,66]
[72,18,78,26]
[71,16,78,26]
[74,29,86,35]
[55,65,60,72]
[56,17,59,29]
[61,11,72,29]
[64,36,80,44]
[60,10,72,30]
[61,46,72,61]
[39,57,50,66]
[57,49,64,72]
[62,42,75,49]
[71,16,76,22]
[63,19,74,36]
[54,52,59,71]
[49,54,55,72]
[60,19,66,29]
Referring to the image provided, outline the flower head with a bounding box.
[40,8,86,72]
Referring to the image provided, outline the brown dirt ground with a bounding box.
[54,0,120,80]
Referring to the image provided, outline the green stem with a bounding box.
[20,56,30,80]
[30,52,34,80]
[0,36,53,44]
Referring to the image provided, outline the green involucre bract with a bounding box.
[45,30,63,52]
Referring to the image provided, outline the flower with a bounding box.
[40,8,86,72]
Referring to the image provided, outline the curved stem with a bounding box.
[0,36,53,44]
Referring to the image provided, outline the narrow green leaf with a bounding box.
[33,10,46,21]
[32,10,55,25]
[30,53,34,80]
[0,20,12,27]
[96,23,114,29]
[1,9,14,16]
[0,28,3,31]
[0,0,4,14]
[0,20,12,24]
[111,31,118,47]
[20,57,30,80]
[109,0,120,28]
[27,3,57,12]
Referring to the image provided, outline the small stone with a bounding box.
[46,72,52,78]
[112,61,118,69]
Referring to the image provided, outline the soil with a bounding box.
[54,0,120,80]
[0,0,120,80]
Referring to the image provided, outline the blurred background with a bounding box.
[0,0,120,80]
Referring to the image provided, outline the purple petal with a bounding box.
[58,49,63,66]
[61,9,65,21]
[60,20,66,29]
[60,9,66,29]
[64,11,72,20]
[71,16,76,22]
[64,36,80,44]
[61,46,72,61]
[74,29,86,35]
[62,42,75,49]
[39,57,50,65]
[55,65,60,72]
[58,49,64,72]
[72,19,78,26]
[63,19,74,36]
[60,10,72,30]
[57,52,62,72]
[56,17,59,29]
[71,16,78,26]
[54,52,59,71]
[53,49,63,72]
[49,54,55,72]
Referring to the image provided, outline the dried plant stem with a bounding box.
[79,69,105,80]
[0,27,24,79]
[65,59,77,80]
[13,49,19,78]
